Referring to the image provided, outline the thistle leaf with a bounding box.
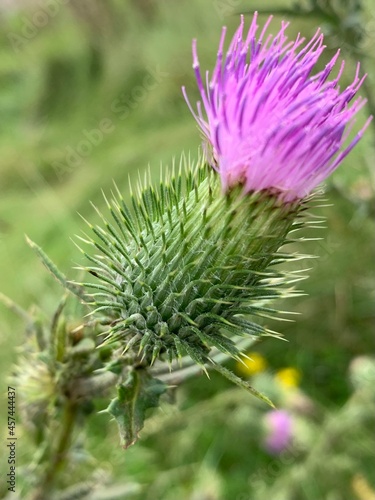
[210,361,275,408]
[106,369,168,448]
[26,236,90,302]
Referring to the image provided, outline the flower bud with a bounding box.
[77,160,303,369]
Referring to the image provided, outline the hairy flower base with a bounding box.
[76,159,308,368]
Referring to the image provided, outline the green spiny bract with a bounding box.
[75,157,305,368]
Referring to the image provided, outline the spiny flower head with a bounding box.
[75,159,306,372]
[183,12,371,201]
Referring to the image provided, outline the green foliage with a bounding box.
[106,369,168,449]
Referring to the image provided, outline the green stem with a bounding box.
[29,400,79,500]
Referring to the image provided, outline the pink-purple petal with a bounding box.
[184,12,371,201]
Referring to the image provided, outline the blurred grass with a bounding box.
[0,0,374,498]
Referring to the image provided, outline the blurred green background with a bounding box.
[0,1,374,499]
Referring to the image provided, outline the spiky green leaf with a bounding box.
[107,369,168,448]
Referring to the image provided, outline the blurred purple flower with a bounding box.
[263,409,293,454]
[183,12,372,201]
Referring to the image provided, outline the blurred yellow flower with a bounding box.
[275,367,301,388]
[352,474,375,500]
[236,352,267,376]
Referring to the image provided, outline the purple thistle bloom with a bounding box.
[183,12,372,201]
[263,409,293,455]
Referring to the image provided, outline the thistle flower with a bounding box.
[263,409,293,454]
[182,12,371,201]
[73,14,370,398]
[13,352,56,427]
